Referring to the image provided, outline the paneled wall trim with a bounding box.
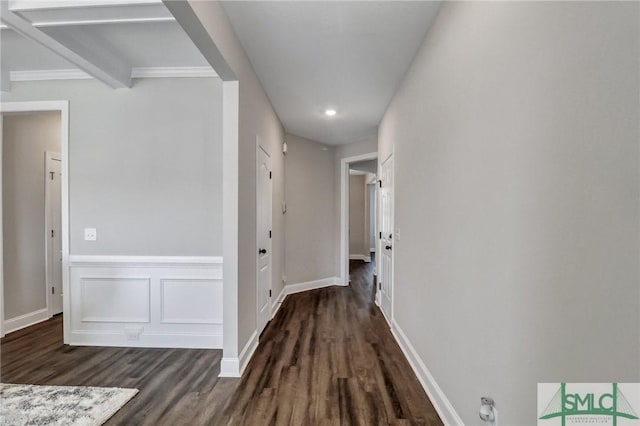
[68,255,223,349]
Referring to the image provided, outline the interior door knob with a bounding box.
[259,248,267,254]
[385,245,392,250]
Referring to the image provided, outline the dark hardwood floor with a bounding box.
[1,258,442,425]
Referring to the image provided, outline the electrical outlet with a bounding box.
[84,228,97,241]
[125,327,143,341]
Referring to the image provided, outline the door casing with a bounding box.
[339,152,378,287]
[255,137,272,337]
[45,151,63,317]
[0,101,69,338]
[379,153,394,324]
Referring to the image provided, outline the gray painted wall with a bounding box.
[379,2,640,423]
[285,133,336,284]
[2,78,223,256]
[349,174,366,257]
[2,112,61,320]
[284,134,378,285]
[186,0,286,352]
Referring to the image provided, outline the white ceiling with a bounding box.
[222,1,441,146]
[0,0,211,88]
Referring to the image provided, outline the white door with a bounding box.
[379,154,393,323]
[256,143,272,335]
[46,153,63,316]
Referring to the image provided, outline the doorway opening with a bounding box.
[348,164,377,264]
[339,152,377,287]
[0,101,69,338]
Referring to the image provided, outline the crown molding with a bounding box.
[9,66,218,83]
[10,69,92,81]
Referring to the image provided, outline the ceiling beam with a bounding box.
[8,1,173,28]
[163,0,236,81]
[9,0,162,11]
[0,3,131,89]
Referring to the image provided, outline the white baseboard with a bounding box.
[4,308,50,334]
[220,357,240,377]
[271,286,287,319]
[391,320,464,426]
[239,331,259,374]
[284,276,341,294]
[219,330,259,378]
[68,330,222,349]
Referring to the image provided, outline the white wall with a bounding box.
[349,174,366,257]
[2,112,61,320]
[2,78,223,256]
[284,134,337,285]
[379,2,640,424]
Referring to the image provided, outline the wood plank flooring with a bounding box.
[1,259,442,425]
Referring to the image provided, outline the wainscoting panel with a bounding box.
[160,279,222,324]
[69,256,223,349]
[81,278,151,323]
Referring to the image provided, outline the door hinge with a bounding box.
[269,171,272,179]
[379,180,382,188]
[378,281,382,290]
[50,171,55,180]
[269,289,272,297]
[51,229,55,238]
[379,231,382,239]
[269,230,272,238]
[52,286,55,295]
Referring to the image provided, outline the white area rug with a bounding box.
[0,383,138,426]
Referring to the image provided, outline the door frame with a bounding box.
[378,152,395,323]
[0,101,69,339]
[45,150,62,317]
[339,151,377,287]
[255,136,272,336]
[365,177,378,273]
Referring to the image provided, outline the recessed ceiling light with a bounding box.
[325,109,336,117]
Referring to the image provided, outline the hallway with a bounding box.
[1,259,442,425]
[211,258,442,425]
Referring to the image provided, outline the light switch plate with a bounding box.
[84,228,97,241]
